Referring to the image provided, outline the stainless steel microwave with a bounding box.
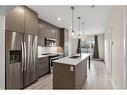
[45,38,56,47]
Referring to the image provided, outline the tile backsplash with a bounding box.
[38,46,57,56]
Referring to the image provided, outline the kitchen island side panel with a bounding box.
[53,63,75,89]
[75,59,87,89]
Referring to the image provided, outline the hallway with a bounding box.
[25,60,112,89]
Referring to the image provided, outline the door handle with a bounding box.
[33,39,36,78]
[24,42,27,70]
[21,41,24,71]
[33,38,37,64]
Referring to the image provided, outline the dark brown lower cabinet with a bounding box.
[53,59,87,89]
[38,57,49,77]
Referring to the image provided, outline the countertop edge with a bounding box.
[53,53,90,65]
[38,53,64,58]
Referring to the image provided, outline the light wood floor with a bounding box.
[25,60,112,89]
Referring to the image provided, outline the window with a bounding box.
[81,40,95,57]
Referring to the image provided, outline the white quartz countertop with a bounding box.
[38,53,64,58]
[53,53,90,65]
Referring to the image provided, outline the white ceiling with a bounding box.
[0,6,16,16]
[28,6,112,35]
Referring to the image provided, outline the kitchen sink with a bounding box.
[69,55,80,59]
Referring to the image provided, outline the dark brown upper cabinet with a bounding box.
[38,19,61,47]
[25,7,38,35]
[60,28,69,57]
[37,19,45,46]
[56,28,61,46]
[5,6,38,36]
[5,6,25,33]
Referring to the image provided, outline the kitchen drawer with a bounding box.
[38,56,49,77]
[38,60,48,64]
[38,65,49,77]
[38,62,48,69]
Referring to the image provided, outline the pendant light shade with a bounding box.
[80,22,87,41]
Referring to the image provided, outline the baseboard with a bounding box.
[110,78,116,89]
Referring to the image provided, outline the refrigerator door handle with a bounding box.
[33,40,36,76]
[33,41,35,65]
[24,42,27,71]
[21,41,24,71]
[32,36,37,81]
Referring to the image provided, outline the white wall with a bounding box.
[0,6,15,16]
[98,34,104,59]
[105,6,125,89]
[69,32,79,55]
[105,26,113,78]
[71,38,78,55]
[0,16,5,89]
[125,6,127,89]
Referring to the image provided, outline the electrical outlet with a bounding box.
[70,66,74,71]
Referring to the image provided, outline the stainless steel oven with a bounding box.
[49,55,59,73]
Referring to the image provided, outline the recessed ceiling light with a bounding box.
[90,5,95,8]
[57,17,61,21]
[70,26,72,29]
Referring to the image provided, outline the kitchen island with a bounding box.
[53,53,90,89]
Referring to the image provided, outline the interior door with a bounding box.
[6,31,23,89]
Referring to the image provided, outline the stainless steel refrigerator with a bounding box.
[5,31,38,89]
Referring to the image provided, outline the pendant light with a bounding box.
[80,22,87,41]
[70,6,74,35]
[77,17,81,38]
